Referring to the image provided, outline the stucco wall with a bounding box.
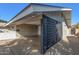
[62,22,71,40]
[16,24,38,39]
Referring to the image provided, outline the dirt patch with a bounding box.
[0,36,40,55]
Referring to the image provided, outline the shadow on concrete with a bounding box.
[0,36,40,55]
[0,35,79,55]
[45,35,79,55]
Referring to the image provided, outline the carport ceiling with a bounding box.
[14,14,42,25]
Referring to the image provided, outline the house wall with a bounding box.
[16,24,38,38]
[62,22,71,39]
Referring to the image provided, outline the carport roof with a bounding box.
[6,3,72,26]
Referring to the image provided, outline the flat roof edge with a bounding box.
[61,8,72,11]
[5,3,72,26]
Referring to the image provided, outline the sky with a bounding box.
[0,3,78,25]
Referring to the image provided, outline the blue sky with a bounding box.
[0,3,78,25]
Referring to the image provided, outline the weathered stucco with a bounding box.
[16,24,38,38]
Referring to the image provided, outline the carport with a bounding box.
[6,3,71,54]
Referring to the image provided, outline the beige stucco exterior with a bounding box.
[16,24,38,38]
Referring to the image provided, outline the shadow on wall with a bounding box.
[16,24,38,37]
[45,35,79,55]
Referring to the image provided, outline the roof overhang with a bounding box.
[5,3,72,26]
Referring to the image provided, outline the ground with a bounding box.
[0,36,40,55]
[45,35,79,55]
[0,34,79,55]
